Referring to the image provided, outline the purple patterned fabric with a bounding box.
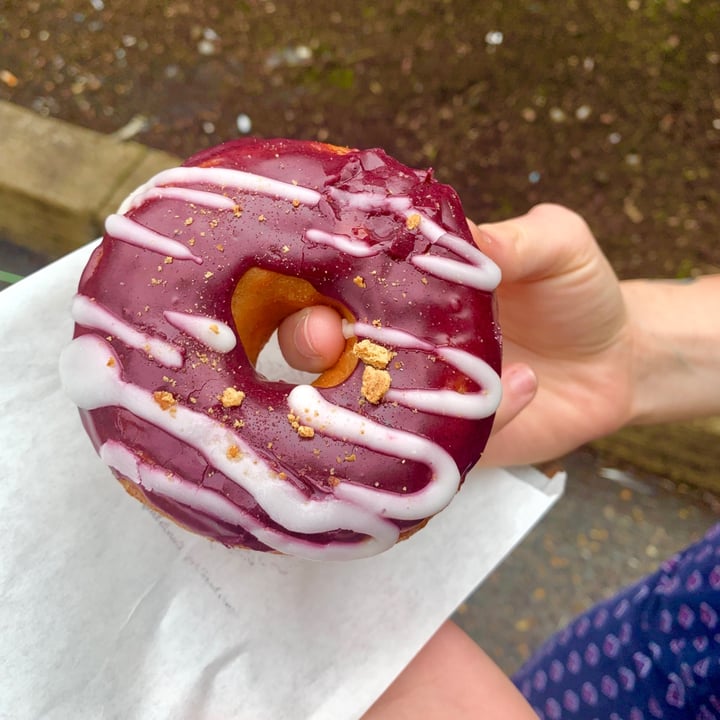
[513,523,720,719]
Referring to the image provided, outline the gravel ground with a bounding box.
[2,0,719,689]
[2,0,720,278]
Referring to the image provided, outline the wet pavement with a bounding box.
[2,0,720,683]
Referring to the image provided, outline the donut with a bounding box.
[59,138,502,560]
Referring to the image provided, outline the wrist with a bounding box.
[622,276,720,426]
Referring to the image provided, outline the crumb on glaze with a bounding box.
[288,412,315,438]
[221,387,246,408]
[361,366,392,404]
[406,213,421,230]
[226,444,242,460]
[353,339,396,369]
[153,390,177,411]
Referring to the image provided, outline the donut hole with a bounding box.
[255,329,319,384]
[231,267,358,388]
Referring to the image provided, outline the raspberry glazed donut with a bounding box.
[59,138,502,560]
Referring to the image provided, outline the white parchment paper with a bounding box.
[0,244,564,720]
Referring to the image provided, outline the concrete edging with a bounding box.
[1,99,718,492]
[0,100,179,258]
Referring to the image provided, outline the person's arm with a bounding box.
[622,276,720,424]
[469,204,720,466]
[362,621,538,720]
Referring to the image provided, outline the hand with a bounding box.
[469,203,634,465]
[276,203,634,467]
[276,300,538,445]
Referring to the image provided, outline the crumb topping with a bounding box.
[406,213,421,230]
[220,387,246,408]
[353,339,396,369]
[361,366,392,404]
[209,323,220,335]
[106,357,115,367]
[288,412,315,438]
[153,390,177,411]
[353,275,366,288]
[226,444,242,460]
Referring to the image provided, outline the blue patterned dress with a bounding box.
[513,523,720,719]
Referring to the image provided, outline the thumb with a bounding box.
[277,306,346,373]
[468,203,597,284]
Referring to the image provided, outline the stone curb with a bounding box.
[1,100,718,493]
[0,100,179,258]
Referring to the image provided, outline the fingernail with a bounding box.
[504,364,537,399]
[295,308,322,359]
[477,221,519,245]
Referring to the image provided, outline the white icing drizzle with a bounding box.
[120,186,239,212]
[66,157,506,559]
[410,252,499,291]
[288,385,461,519]
[59,335,398,560]
[386,346,502,419]
[100,441,394,561]
[163,310,237,354]
[71,294,184,369]
[330,187,501,291]
[343,321,434,352]
[118,165,321,215]
[348,321,502,420]
[105,214,204,264]
[304,228,380,258]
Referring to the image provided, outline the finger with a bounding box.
[277,305,346,373]
[468,203,598,284]
[490,362,537,435]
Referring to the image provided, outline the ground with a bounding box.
[1,0,719,679]
[2,0,719,278]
